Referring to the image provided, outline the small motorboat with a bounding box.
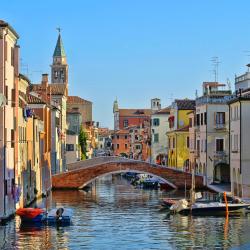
[170,199,250,216]
[16,208,45,223]
[46,207,73,224]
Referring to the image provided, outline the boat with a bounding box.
[169,167,250,216]
[46,207,73,224]
[170,199,250,216]
[161,198,179,208]
[16,208,45,223]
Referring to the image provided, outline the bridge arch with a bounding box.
[78,170,177,189]
[52,157,204,190]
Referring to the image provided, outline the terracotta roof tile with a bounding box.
[27,94,46,104]
[67,96,92,104]
[154,107,171,115]
[119,109,152,117]
[175,99,195,110]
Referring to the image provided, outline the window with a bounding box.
[125,135,128,140]
[125,144,128,149]
[153,118,160,126]
[135,144,141,150]
[123,120,128,128]
[116,135,119,139]
[204,112,207,125]
[66,144,74,151]
[154,133,159,143]
[11,129,14,148]
[168,138,171,148]
[189,118,192,127]
[173,137,175,148]
[117,144,119,149]
[4,41,7,61]
[186,136,190,148]
[196,114,200,126]
[197,140,200,151]
[216,139,224,152]
[11,47,14,66]
[215,112,225,125]
[54,71,58,79]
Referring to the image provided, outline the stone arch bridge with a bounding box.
[52,157,204,190]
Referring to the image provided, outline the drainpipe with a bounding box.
[3,29,8,216]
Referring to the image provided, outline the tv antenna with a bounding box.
[243,51,250,72]
[210,56,221,82]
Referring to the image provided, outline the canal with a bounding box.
[1,175,250,249]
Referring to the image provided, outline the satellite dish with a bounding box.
[0,93,7,108]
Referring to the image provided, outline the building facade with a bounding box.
[195,82,232,185]
[151,107,170,164]
[0,21,19,220]
[167,99,195,170]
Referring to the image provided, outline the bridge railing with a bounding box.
[66,156,132,171]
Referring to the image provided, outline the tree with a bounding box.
[79,127,88,160]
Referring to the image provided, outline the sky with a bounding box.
[1,1,250,128]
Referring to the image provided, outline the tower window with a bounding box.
[54,71,58,79]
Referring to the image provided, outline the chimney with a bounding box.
[42,73,48,87]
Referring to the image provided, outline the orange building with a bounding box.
[112,129,130,157]
[112,99,151,160]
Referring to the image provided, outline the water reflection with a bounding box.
[1,175,250,249]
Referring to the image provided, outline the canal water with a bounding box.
[1,175,250,250]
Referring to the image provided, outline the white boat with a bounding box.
[170,199,250,216]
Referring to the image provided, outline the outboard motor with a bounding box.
[56,208,64,222]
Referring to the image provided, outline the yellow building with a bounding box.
[167,99,195,170]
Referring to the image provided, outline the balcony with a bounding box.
[214,151,228,162]
[214,123,227,130]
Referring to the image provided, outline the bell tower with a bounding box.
[51,28,68,85]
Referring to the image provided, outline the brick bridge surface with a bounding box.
[52,156,204,190]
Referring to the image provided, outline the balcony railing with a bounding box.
[214,151,228,160]
[214,123,227,130]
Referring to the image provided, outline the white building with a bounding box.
[195,82,232,185]
[229,67,250,198]
[151,107,170,164]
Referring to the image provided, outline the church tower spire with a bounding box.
[51,28,68,85]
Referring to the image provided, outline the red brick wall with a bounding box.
[52,161,204,190]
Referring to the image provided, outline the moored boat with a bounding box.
[16,208,45,223]
[46,207,73,224]
[170,200,250,216]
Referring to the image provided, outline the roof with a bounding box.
[19,73,31,85]
[175,99,196,110]
[31,83,67,96]
[167,125,189,133]
[112,129,129,135]
[53,33,66,57]
[67,109,81,115]
[154,107,171,115]
[27,94,46,104]
[0,20,19,38]
[228,94,250,105]
[119,109,152,117]
[67,96,92,104]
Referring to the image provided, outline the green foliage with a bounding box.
[79,127,88,160]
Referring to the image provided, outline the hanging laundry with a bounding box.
[26,108,33,118]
